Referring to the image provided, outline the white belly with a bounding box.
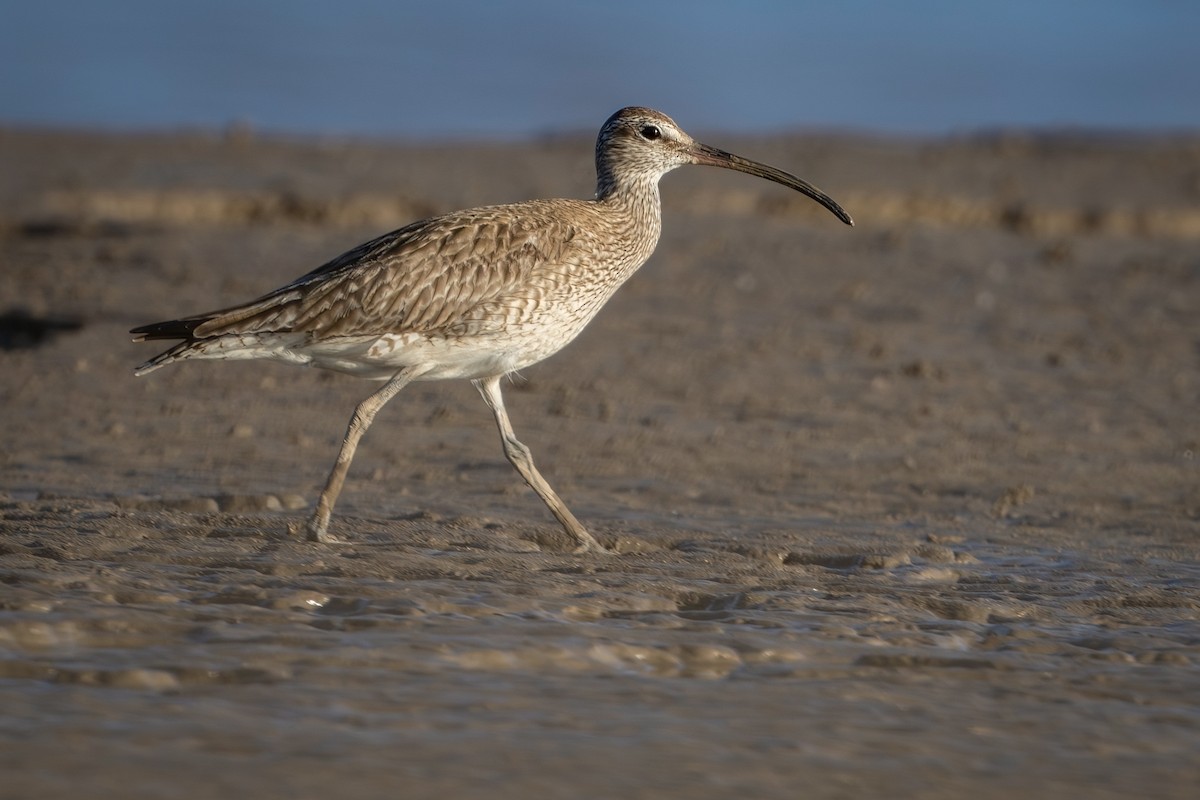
[298,314,594,381]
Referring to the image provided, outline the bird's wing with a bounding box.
[183,200,591,340]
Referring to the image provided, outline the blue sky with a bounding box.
[2,1,1196,137]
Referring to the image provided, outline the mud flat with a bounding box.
[1,126,1198,798]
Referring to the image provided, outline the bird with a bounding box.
[131,106,853,553]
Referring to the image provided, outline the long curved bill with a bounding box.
[688,142,854,226]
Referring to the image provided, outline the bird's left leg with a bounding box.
[306,364,428,543]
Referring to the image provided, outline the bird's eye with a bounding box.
[639,125,662,140]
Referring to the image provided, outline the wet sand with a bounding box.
[1,126,1198,798]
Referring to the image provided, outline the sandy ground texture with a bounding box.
[1,125,1198,799]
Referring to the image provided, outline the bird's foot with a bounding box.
[303,514,351,545]
[569,530,611,555]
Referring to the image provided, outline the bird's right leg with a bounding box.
[474,375,607,554]
[305,365,426,543]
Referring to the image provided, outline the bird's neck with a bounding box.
[594,174,663,258]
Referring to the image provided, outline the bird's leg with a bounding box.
[306,365,424,543]
[474,376,607,554]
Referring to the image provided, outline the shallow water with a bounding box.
[2,498,1198,798]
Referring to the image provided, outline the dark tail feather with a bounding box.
[130,317,207,342]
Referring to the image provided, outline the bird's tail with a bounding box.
[130,317,209,376]
[131,321,308,376]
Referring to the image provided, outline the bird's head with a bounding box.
[595,106,853,226]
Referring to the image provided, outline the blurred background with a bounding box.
[1,0,1197,139]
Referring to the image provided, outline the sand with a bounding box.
[1,125,1198,799]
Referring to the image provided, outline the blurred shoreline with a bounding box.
[4,125,1200,240]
